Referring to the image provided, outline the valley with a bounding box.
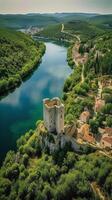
[0,12,112,200]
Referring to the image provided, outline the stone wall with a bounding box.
[43,97,64,134]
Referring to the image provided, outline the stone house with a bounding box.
[64,123,77,138]
[99,127,112,136]
[105,128,112,135]
[94,98,105,112]
[80,111,90,123]
[78,124,95,144]
[100,134,112,149]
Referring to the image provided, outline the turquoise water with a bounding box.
[0,42,71,164]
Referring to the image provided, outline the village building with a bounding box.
[83,133,95,143]
[64,123,77,138]
[80,111,90,123]
[100,134,112,149]
[78,124,95,144]
[98,127,106,135]
[99,127,112,136]
[94,97,105,112]
[105,127,112,135]
[43,97,64,134]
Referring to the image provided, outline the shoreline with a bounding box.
[0,42,46,98]
[0,41,70,165]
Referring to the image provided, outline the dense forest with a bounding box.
[0,28,45,95]
[37,20,105,41]
[84,32,112,75]
[0,122,111,200]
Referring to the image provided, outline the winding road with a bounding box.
[61,24,81,42]
[61,24,85,83]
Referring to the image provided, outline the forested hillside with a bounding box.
[37,24,64,40]
[89,14,112,29]
[0,14,59,29]
[0,28,45,95]
[0,122,111,200]
[37,20,105,41]
[0,14,112,200]
[84,32,112,75]
[0,13,98,29]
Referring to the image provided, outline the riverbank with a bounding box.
[0,29,46,96]
[0,42,71,164]
[0,38,112,200]
[0,42,45,96]
[63,33,112,159]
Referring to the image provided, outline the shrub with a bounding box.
[5,163,19,180]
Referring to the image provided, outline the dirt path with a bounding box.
[81,64,85,83]
[99,150,112,159]
[61,23,64,32]
[91,182,107,200]
[61,24,81,42]
[97,80,103,98]
[61,24,85,83]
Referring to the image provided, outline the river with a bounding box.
[0,42,71,164]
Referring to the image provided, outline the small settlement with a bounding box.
[43,95,112,155]
[77,78,112,151]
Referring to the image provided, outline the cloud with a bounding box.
[0,0,111,14]
[30,78,49,103]
[46,65,70,79]
[1,89,21,106]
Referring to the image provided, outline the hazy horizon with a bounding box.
[0,0,112,15]
[0,12,112,15]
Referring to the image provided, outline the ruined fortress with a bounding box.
[43,97,64,134]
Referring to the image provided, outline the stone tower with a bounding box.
[43,97,64,134]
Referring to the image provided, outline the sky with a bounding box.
[0,0,112,14]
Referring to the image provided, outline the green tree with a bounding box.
[89,119,99,134]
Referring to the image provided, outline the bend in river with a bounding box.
[0,42,71,164]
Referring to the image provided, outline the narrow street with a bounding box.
[61,24,85,84]
[98,80,103,98]
[81,64,85,83]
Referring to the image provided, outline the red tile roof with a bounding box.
[79,124,95,143]
[105,128,112,135]
[81,111,90,117]
[102,137,112,145]
[83,134,95,143]
[95,99,105,111]
[80,124,90,135]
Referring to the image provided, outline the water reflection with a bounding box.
[0,42,71,164]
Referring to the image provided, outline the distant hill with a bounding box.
[0,13,99,29]
[0,14,59,29]
[1,13,112,30]
[89,14,112,29]
[49,13,98,22]
[38,20,104,41]
[63,20,104,39]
